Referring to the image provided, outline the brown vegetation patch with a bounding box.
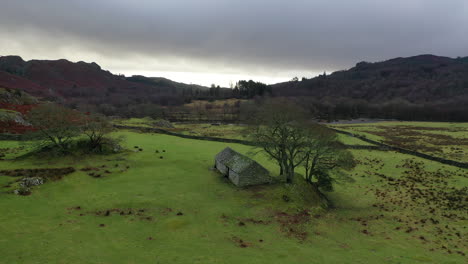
[241,218,271,225]
[231,236,252,248]
[82,163,130,178]
[366,158,467,255]
[274,210,311,241]
[0,167,75,180]
[360,126,468,161]
[92,208,154,222]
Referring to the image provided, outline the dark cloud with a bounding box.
[1,0,467,83]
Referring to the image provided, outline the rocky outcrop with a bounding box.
[19,177,45,188]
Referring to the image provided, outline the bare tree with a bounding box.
[246,98,355,206]
[82,113,114,152]
[300,124,355,206]
[25,103,84,151]
[246,98,309,183]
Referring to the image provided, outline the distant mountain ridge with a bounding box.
[1,54,467,121]
[272,54,468,103]
[0,55,209,105]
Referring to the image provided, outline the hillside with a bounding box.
[272,55,468,121]
[0,56,209,109]
[0,87,37,134]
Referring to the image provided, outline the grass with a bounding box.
[112,118,247,140]
[113,117,156,128]
[175,123,247,139]
[0,128,466,263]
[329,121,468,162]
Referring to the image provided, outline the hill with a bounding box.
[0,56,210,114]
[271,55,468,121]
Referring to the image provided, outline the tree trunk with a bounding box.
[287,164,295,183]
[282,159,292,183]
[310,182,332,209]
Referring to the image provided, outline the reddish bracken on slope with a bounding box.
[25,59,120,90]
[0,56,156,98]
[0,120,36,134]
[0,71,46,97]
[0,103,36,115]
[0,103,37,134]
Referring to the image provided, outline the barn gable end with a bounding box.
[214,147,271,187]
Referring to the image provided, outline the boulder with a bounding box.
[153,119,174,128]
[19,177,45,188]
[14,186,31,195]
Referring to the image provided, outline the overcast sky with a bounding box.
[1,0,467,86]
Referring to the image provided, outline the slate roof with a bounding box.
[215,147,268,175]
[215,147,237,164]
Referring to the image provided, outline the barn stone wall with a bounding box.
[237,168,271,187]
[215,160,228,175]
[228,170,240,186]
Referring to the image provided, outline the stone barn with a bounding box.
[214,147,271,187]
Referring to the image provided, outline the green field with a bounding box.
[0,125,466,263]
[330,121,468,162]
[113,118,247,140]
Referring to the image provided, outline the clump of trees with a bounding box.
[245,98,355,207]
[25,103,120,154]
[234,80,272,98]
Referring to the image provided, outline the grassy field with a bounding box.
[113,118,247,140]
[329,121,468,162]
[0,126,466,263]
[112,118,376,144]
[175,123,246,140]
[113,117,157,128]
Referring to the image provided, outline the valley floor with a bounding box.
[0,125,466,264]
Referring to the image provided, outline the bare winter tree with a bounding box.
[245,98,309,183]
[25,103,84,151]
[82,113,114,152]
[300,123,356,206]
[245,98,355,207]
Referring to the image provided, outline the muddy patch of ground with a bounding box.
[362,158,467,256]
[81,163,130,178]
[222,209,313,242]
[273,210,313,241]
[0,167,75,180]
[67,206,156,222]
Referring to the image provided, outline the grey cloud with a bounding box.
[1,0,467,76]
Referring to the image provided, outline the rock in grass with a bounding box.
[14,186,31,195]
[153,119,174,128]
[20,177,45,187]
